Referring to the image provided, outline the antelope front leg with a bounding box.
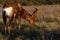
[18,16,21,29]
[14,18,17,29]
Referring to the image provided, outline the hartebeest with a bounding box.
[2,2,38,34]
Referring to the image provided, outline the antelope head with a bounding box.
[30,7,38,27]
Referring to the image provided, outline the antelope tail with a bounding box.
[2,9,7,25]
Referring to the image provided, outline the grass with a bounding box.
[0,18,60,40]
[0,5,60,40]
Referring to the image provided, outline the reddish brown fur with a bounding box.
[2,2,38,34]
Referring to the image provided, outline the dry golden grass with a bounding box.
[0,5,60,30]
[0,5,60,40]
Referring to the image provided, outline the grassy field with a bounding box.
[0,5,60,40]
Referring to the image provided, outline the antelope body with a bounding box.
[2,2,38,34]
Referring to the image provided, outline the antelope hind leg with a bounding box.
[7,17,13,34]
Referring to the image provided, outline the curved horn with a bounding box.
[32,7,38,14]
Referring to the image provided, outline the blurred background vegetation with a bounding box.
[0,0,60,5]
[0,0,60,40]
